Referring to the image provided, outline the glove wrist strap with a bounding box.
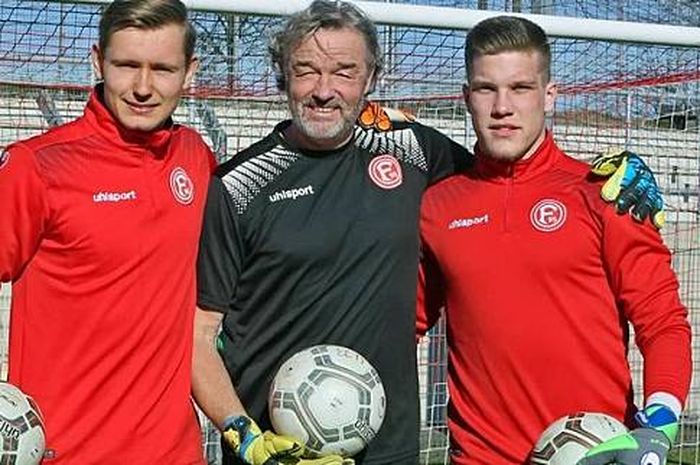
[223,415,256,456]
[636,404,679,442]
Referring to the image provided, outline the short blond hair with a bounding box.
[99,0,196,62]
[465,15,551,83]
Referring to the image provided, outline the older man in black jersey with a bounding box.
[191,2,664,465]
[194,4,464,465]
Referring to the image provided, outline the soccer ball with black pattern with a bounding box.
[530,412,627,465]
[0,382,45,465]
[268,345,386,458]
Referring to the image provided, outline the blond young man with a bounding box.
[418,15,689,465]
[0,1,214,463]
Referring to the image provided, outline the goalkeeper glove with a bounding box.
[590,148,665,229]
[222,415,353,465]
[635,403,679,443]
[576,404,678,465]
[279,456,355,465]
[358,101,415,132]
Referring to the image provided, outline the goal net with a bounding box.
[0,1,698,464]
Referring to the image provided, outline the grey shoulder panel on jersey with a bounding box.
[219,145,300,215]
[354,125,428,172]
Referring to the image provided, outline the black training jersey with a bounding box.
[197,119,469,465]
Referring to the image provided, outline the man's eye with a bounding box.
[294,69,317,77]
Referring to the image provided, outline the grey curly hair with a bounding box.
[269,0,383,92]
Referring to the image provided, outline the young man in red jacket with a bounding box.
[417,15,690,465]
[0,1,214,463]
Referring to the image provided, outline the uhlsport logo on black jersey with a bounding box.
[269,185,315,203]
[530,199,567,232]
[170,167,194,205]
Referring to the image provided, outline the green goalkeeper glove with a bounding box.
[590,148,665,229]
[576,404,678,465]
[635,403,679,442]
[222,415,354,465]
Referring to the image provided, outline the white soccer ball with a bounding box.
[0,382,45,465]
[531,412,627,465]
[268,345,386,458]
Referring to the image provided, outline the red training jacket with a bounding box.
[0,88,215,465]
[417,132,691,465]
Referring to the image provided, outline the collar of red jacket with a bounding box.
[82,84,174,155]
[473,130,563,182]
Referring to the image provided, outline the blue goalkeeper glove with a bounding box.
[590,149,665,229]
[223,415,353,465]
[576,404,678,465]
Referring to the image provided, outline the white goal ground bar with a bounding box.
[69,0,700,47]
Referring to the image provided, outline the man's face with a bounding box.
[464,50,556,162]
[91,24,198,132]
[285,27,374,151]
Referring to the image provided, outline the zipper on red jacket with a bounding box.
[503,164,514,232]
[144,150,159,218]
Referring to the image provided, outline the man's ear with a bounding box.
[462,83,473,115]
[90,44,104,81]
[183,55,200,90]
[364,68,377,96]
[544,81,557,113]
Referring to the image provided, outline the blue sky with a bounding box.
[0,0,697,120]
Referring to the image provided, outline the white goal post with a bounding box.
[70,0,700,45]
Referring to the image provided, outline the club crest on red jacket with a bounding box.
[530,198,567,232]
[170,166,194,205]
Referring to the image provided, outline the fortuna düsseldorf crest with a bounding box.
[169,167,194,205]
[530,199,567,232]
[368,155,402,189]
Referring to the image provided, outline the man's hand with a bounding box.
[590,149,665,229]
[576,404,678,465]
[223,415,302,465]
[358,101,415,132]
[223,415,353,465]
[635,403,679,443]
[576,428,670,465]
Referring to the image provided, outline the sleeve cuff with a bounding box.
[646,391,682,418]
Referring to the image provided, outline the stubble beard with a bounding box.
[290,96,366,147]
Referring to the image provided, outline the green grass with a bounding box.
[670,446,700,465]
[419,428,449,465]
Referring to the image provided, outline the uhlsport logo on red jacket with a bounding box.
[170,167,194,205]
[530,199,567,232]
